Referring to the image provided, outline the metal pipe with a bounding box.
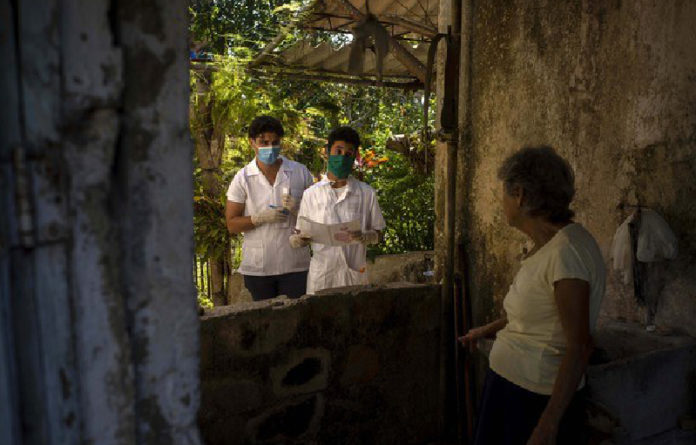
[437,4,462,439]
[250,70,423,90]
[457,1,475,442]
[206,259,210,300]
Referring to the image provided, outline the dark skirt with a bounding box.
[472,369,588,445]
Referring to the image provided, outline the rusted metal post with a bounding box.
[457,0,475,442]
[206,258,212,300]
[437,11,461,442]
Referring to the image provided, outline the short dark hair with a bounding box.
[497,145,575,223]
[248,115,284,139]
[327,126,361,153]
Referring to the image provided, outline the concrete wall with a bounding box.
[0,1,201,444]
[367,250,435,285]
[199,284,441,445]
[226,251,435,305]
[451,0,696,335]
[587,320,696,440]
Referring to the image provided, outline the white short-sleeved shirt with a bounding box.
[296,177,386,294]
[226,156,314,276]
[489,223,606,395]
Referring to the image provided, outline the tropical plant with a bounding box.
[190,0,436,306]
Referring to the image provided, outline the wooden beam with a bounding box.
[249,0,321,68]
[250,68,423,90]
[249,32,289,68]
[334,0,428,83]
[256,64,418,80]
[307,10,437,38]
[378,13,438,38]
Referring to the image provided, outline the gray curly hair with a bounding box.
[497,146,575,223]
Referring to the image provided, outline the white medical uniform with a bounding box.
[226,156,314,276]
[297,177,386,294]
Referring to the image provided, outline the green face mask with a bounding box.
[328,154,355,179]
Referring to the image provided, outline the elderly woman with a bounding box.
[459,146,606,445]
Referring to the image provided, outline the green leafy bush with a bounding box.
[190,0,435,279]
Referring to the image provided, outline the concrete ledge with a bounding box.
[199,283,442,445]
[223,251,435,305]
[587,321,696,441]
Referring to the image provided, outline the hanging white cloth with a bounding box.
[611,212,635,285]
[611,208,678,284]
[635,209,678,262]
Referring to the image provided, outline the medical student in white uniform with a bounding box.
[289,126,386,294]
[225,116,314,300]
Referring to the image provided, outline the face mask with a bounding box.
[328,154,355,179]
[257,145,280,165]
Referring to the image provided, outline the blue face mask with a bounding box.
[257,145,281,165]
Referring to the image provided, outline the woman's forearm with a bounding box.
[539,342,592,426]
[483,317,508,336]
[539,279,593,430]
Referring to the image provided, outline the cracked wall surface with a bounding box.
[0,1,200,444]
[199,284,441,445]
[437,0,696,336]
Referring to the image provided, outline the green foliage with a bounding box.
[190,0,292,55]
[191,54,323,269]
[366,156,435,255]
[356,89,436,255]
[192,168,230,260]
[190,0,436,267]
[190,0,316,56]
[198,294,214,310]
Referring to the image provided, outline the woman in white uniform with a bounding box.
[289,127,386,294]
[225,116,314,300]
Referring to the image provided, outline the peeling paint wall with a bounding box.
[199,285,442,445]
[0,1,201,444]
[446,0,696,336]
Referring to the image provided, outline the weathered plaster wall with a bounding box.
[225,251,435,305]
[367,250,435,284]
[459,0,696,335]
[199,284,441,445]
[0,1,201,444]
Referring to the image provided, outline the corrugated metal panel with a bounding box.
[253,0,438,86]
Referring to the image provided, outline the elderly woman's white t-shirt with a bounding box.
[489,223,606,395]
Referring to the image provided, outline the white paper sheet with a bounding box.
[297,216,361,246]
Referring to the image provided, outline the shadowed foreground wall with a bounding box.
[0,1,201,444]
[199,284,441,445]
[453,0,696,335]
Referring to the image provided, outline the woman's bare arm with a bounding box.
[458,316,508,346]
[527,278,592,445]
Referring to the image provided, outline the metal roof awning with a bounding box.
[250,0,439,89]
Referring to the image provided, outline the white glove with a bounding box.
[289,234,311,248]
[282,193,299,214]
[251,208,287,226]
[350,230,379,245]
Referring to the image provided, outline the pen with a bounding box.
[269,204,289,215]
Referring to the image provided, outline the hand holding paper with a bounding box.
[333,231,353,243]
[289,234,311,248]
[297,216,361,246]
